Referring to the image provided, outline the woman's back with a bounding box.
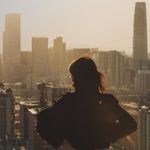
[37,57,137,150]
[60,92,120,149]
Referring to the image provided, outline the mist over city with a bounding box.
[0,0,150,150]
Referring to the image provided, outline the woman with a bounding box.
[37,57,137,150]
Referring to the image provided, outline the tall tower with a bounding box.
[2,14,21,82]
[133,2,148,61]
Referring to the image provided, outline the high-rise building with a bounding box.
[133,2,148,72]
[32,37,49,83]
[19,101,51,150]
[105,50,125,87]
[2,14,21,82]
[52,37,66,84]
[19,101,39,140]
[27,108,52,150]
[133,2,148,61]
[21,51,32,85]
[0,88,15,149]
[138,106,150,150]
[134,70,150,97]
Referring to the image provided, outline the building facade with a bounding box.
[32,37,49,83]
[133,2,148,72]
[2,14,22,82]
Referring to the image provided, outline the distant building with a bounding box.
[36,82,70,107]
[19,101,51,150]
[52,37,66,84]
[71,48,90,61]
[101,50,125,87]
[134,70,150,97]
[32,37,49,83]
[122,56,134,88]
[91,50,133,88]
[116,103,138,150]
[21,51,33,88]
[138,106,150,150]
[133,2,148,72]
[90,49,104,71]
[19,101,39,140]
[36,83,48,108]
[0,87,15,149]
[46,85,70,104]
[2,14,22,82]
[21,51,32,66]
[27,108,52,150]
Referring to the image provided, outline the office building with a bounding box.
[133,2,148,71]
[19,101,51,150]
[134,70,150,97]
[32,37,49,83]
[21,51,33,88]
[2,14,21,82]
[138,106,150,150]
[27,108,52,150]
[133,2,148,60]
[52,37,66,84]
[0,88,15,149]
[106,51,124,87]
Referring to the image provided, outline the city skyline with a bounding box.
[1,2,150,149]
[0,0,150,55]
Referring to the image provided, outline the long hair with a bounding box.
[69,57,105,93]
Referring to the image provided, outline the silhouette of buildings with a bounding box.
[2,14,22,82]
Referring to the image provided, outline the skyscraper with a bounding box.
[0,88,15,149]
[53,37,66,84]
[138,106,150,150]
[2,14,21,82]
[32,37,49,83]
[133,2,148,61]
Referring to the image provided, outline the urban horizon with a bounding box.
[0,0,150,55]
[0,1,150,150]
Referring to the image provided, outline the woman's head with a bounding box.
[69,57,105,93]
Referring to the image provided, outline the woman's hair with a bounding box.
[69,57,105,93]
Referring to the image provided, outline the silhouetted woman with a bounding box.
[37,57,137,150]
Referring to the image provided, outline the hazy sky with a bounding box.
[0,0,150,55]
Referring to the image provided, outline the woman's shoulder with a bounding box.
[100,93,118,104]
[53,92,74,104]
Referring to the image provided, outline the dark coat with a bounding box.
[37,92,137,150]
